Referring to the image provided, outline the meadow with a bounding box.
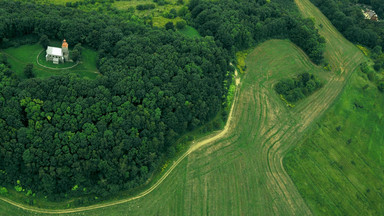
[0,0,373,215]
[1,43,99,80]
[0,38,329,215]
[285,68,384,215]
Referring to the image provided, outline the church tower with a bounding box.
[62,39,69,61]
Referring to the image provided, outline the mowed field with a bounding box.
[285,68,384,215]
[284,0,384,215]
[0,0,367,215]
[0,39,320,216]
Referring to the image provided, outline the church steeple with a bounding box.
[62,39,68,48]
[62,39,69,61]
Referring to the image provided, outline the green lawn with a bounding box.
[37,50,76,69]
[284,70,384,215]
[1,43,99,80]
[178,26,201,38]
[282,0,384,215]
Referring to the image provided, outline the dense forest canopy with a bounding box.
[275,72,323,103]
[311,0,384,49]
[310,0,384,89]
[0,0,326,203]
[0,0,231,199]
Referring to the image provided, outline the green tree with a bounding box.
[176,20,187,30]
[39,34,50,49]
[378,82,384,92]
[0,187,8,195]
[71,49,80,62]
[23,63,34,78]
[165,22,175,31]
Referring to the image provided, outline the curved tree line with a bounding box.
[0,0,325,204]
[0,0,231,202]
[188,0,326,64]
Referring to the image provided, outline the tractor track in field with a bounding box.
[252,0,365,214]
[0,0,365,214]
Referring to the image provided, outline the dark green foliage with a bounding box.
[311,0,384,50]
[71,49,80,62]
[0,0,231,200]
[0,53,8,66]
[72,43,82,62]
[165,22,175,30]
[176,20,187,30]
[188,0,325,64]
[378,82,384,92]
[136,4,155,10]
[39,35,50,49]
[23,63,34,78]
[275,72,322,102]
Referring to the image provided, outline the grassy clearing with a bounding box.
[0,39,324,215]
[113,0,187,26]
[1,43,99,80]
[285,70,384,215]
[177,25,201,38]
[0,0,369,214]
[37,51,76,69]
[282,0,384,215]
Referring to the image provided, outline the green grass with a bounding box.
[37,51,76,69]
[284,71,384,215]
[177,25,201,38]
[282,0,384,215]
[1,43,99,80]
[113,0,188,27]
[0,0,372,215]
[0,39,325,215]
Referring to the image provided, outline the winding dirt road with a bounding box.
[0,70,242,214]
[0,0,365,214]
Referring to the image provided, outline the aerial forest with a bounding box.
[311,0,384,71]
[0,0,325,203]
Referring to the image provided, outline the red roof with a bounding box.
[62,39,68,48]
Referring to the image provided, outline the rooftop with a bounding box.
[47,46,63,57]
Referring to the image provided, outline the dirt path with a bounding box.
[0,68,241,214]
[36,50,79,70]
[0,0,365,214]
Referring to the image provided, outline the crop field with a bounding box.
[283,1,384,216]
[1,43,99,80]
[285,69,384,215]
[0,0,368,215]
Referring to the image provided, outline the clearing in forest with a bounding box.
[0,0,366,215]
[1,43,99,79]
[0,39,327,215]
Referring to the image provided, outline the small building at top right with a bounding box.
[362,9,379,21]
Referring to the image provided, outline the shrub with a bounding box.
[23,63,35,78]
[378,82,384,92]
[136,4,155,10]
[165,22,175,31]
[176,20,187,30]
[275,72,322,103]
[0,187,8,195]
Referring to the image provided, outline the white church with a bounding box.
[46,39,69,64]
